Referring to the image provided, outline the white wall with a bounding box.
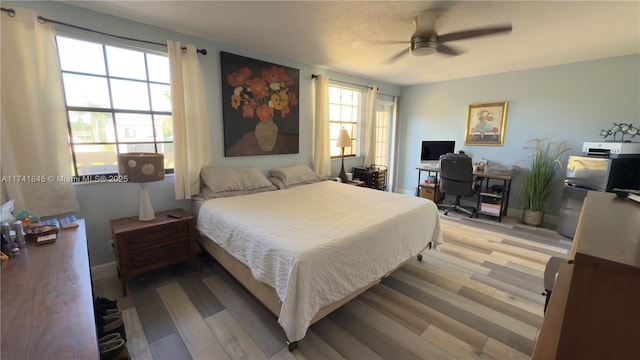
[3,1,400,266]
[396,55,640,218]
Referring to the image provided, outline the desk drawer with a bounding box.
[420,185,443,202]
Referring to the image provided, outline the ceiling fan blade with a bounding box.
[436,44,461,56]
[385,48,410,64]
[353,40,409,48]
[438,24,512,43]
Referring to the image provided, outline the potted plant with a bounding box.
[522,138,571,226]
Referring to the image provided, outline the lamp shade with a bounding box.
[336,129,351,148]
[117,153,165,183]
[117,152,165,221]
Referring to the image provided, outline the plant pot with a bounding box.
[255,118,278,152]
[523,209,544,226]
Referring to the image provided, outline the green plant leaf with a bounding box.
[522,138,571,211]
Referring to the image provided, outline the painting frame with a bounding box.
[220,51,300,156]
[464,102,508,146]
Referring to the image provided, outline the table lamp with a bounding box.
[117,153,165,221]
[336,128,352,183]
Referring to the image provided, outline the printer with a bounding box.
[582,141,640,158]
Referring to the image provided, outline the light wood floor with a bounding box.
[93,211,572,359]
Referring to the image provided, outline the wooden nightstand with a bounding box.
[110,208,197,296]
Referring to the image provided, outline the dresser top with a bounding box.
[571,191,640,268]
[110,208,192,233]
[1,220,99,359]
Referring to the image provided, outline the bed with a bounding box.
[194,166,442,349]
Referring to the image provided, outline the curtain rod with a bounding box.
[311,74,377,90]
[1,7,16,17]
[21,13,207,55]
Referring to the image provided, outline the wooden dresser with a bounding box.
[532,191,640,359]
[1,220,99,359]
[110,208,197,296]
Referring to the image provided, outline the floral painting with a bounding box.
[464,102,508,146]
[220,52,299,156]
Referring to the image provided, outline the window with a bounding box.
[374,100,394,167]
[55,36,173,177]
[329,85,361,157]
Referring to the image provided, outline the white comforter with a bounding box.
[196,181,442,342]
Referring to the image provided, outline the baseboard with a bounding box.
[91,261,117,281]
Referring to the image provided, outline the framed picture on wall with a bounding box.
[220,51,300,156]
[464,101,508,146]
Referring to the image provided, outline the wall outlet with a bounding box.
[108,240,114,253]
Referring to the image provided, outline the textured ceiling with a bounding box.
[63,1,640,86]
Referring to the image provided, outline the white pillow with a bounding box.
[269,165,325,187]
[200,167,276,196]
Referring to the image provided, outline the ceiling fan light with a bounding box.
[411,35,438,56]
[411,47,437,56]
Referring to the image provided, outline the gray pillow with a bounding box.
[268,176,287,190]
[269,165,325,187]
[199,186,276,199]
[200,167,276,198]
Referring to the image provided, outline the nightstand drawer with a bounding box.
[120,221,190,253]
[124,240,191,270]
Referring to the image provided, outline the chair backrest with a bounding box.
[439,153,475,196]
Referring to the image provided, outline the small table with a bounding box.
[110,208,197,296]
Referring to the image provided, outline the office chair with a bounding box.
[439,153,479,217]
[542,256,566,313]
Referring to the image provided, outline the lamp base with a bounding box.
[138,183,156,221]
[339,153,347,183]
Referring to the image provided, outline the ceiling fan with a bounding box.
[382,11,512,63]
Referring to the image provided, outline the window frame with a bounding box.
[54,32,173,181]
[328,84,363,159]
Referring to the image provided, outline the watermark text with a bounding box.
[1,175,129,183]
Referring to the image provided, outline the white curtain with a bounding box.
[168,41,211,200]
[1,8,79,216]
[388,96,399,192]
[312,74,331,176]
[362,86,378,167]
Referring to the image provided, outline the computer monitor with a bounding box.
[420,140,455,162]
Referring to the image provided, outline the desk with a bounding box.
[416,167,513,222]
[1,220,99,359]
